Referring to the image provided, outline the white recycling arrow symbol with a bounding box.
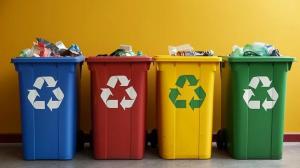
[28,89,45,109]
[100,75,137,110]
[243,76,279,111]
[107,75,130,88]
[27,76,64,111]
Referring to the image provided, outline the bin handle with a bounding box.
[288,62,293,71]
[220,62,225,72]
[79,62,83,78]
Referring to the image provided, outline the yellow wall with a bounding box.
[0,0,299,134]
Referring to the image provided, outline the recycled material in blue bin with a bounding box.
[11,56,84,160]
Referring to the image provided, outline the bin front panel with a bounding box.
[90,62,150,159]
[248,63,273,158]
[227,61,291,159]
[157,61,218,159]
[15,62,79,160]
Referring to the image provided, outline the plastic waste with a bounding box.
[230,42,280,57]
[19,49,32,57]
[97,45,144,57]
[18,38,82,57]
[119,45,132,52]
[168,44,214,56]
[168,44,194,56]
[195,50,214,56]
[137,51,143,56]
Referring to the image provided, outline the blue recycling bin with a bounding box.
[11,56,84,160]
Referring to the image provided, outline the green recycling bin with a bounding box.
[218,56,295,159]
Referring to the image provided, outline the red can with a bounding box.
[86,56,152,159]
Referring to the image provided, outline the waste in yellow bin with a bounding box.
[154,55,221,159]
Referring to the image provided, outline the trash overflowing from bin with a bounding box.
[168,44,214,56]
[230,42,280,57]
[154,55,221,159]
[19,38,82,57]
[86,56,152,159]
[219,53,294,159]
[97,45,143,57]
[11,53,84,160]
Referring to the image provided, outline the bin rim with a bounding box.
[11,55,85,63]
[220,56,295,63]
[86,56,153,63]
[154,55,222,62]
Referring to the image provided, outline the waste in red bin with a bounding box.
[86,56,152,159]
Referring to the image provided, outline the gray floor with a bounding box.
[0,143,299,168]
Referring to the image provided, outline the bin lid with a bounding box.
[86,56,153,63]
[154,55,222,62]
[221,56,295,63]
[11,55,84,63]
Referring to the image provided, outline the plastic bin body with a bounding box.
[12,56,84,160]
[221,56,294,159]
[155,56,221,159]
[87,56,152,159]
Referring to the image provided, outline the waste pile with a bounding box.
[97,45,143,57]
[19,38,82,57]
[230,42,280,57]
[168,44,214,56]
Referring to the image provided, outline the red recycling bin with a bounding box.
[86,56,152,159]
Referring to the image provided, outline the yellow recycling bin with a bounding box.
[154,55,221,159]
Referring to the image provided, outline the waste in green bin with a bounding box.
[219,56,295,159]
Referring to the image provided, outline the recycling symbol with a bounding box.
[169,75,206,110]
[243,76,279,111]
[100,75,137,110]
[27,76,64,111]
